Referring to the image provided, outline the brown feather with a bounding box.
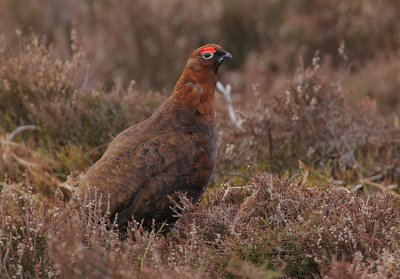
[79,44,231,228]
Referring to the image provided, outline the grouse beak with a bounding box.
[216,50,233,64]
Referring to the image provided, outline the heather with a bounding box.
[1,1,400,278]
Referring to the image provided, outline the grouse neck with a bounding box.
[171,64,217,124]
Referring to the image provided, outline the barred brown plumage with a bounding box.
[79,44,232,228]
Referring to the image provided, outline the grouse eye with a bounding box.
[202,52,213,59]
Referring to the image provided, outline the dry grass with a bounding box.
[2,174,400,278]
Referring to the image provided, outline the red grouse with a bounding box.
[79,44,232,228]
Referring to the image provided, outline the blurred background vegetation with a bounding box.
[1,0,400,278]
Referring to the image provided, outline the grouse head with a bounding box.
[187,44,232,75]
[171,44,232,124]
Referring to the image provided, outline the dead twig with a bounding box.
[223,185,254,200]
[360,178,400,198]
[216,82,243,130]
[7,125,39,141]
[140,223,165,271]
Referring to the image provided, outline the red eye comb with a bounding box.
[200,47,217,55]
